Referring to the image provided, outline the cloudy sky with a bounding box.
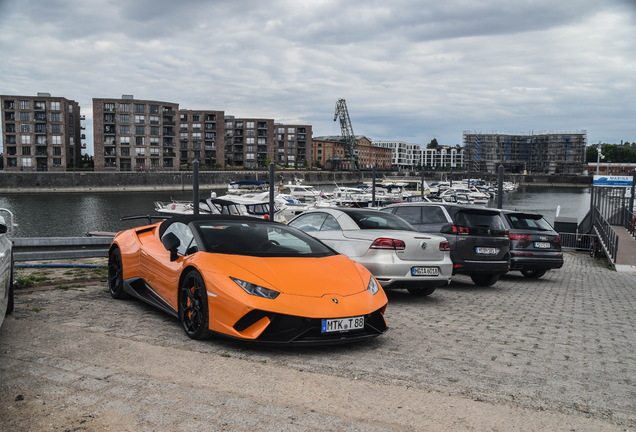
[1,0,634,155]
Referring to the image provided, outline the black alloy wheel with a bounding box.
[521,269,547,279]
[407,287,436,297]
[108,248,129,299]
[179,270,212,340]
[470,274,500,287]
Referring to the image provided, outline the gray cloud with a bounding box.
[1,0,635,155]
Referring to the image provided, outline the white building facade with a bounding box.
[421,146,464,169]
[372,140,421,170]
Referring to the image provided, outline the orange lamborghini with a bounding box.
[108,215,388,344]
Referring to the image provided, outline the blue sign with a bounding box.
[593,176,634,187]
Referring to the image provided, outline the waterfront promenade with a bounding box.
[1,251,634,431]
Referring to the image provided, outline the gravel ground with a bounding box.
[1,252,635,431]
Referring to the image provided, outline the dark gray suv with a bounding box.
[381,203,510,286]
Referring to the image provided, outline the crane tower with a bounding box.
[333,99,359,171]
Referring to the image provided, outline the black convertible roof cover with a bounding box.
[158,214,275,238]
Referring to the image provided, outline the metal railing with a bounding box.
[625,207,636,240]
[558,232,596,251]
[592,206,619,264]
[13,237,113,261]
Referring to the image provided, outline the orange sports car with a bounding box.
[108,215,388,344]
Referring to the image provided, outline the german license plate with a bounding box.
[322,316,364,333]
[475,247,497,255]
[534,242,550,248]
[411,267,439,276]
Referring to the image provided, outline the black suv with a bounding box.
[496,210,563,278]
[381,203,510,286]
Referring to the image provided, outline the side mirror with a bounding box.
[161,232,180,262]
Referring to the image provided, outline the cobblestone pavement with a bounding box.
[1,252,635,430]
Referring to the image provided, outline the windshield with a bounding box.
[506,213,554,231]
[343,210,416,231]
[194,221,336,257]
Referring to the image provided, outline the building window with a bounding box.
[69,105,73,113]
[51,112,60,122]
[120,114,129,123]
[246,137,254,144]
[206,114,216,121]
[69,126,74,134]
[53,147,62,156]
[180,151,188,158]
[135,115,145,124]
[120,103,130,112]
[21,135,31,144]
[134,104,145,113]
[150,115,159,124]
[258,138,266,145]
[205,132,215,139]
[149,105,159,114]
[180,114,188,121]
[51,136,61,145]
[20,124,30,133]
[36,135,46,144]
[180,123,188,131]
[246,130,254,136]
[50,101,60,110]
[192,114,200,121]
[51,124,61,133]
[135,126,145,135]
[192,123,201,131]
[19,100,30,110]
[150,137,159,145]
[135,148,145,156]
[180,132,188,140]
[22,146,31,155]
[246,121,254,129]
[120,125,130,134]
[53,158,62,166]
[150,126,159,135]
[121,148,130,156]
[69,137,74,146]
[225,121,232,128]
[151,158,160,167]
[20,112,30,121]
[150,147,159,156]
[22,157,32,167]
[136,136,145,145]
[120,136,130,145]
[104,103,115,111]
[288,127,295,133]
[192,132,201,140]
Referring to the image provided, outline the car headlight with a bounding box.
[367,277,379,295]
[231,277,280,299]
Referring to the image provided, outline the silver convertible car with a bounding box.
[288,208,453,296]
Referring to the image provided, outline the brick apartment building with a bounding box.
[313,136,392,170]
[1,93,84,171]
[93,96,312,171]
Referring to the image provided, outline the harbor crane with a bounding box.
[333,99,359,171]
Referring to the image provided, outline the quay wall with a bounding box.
[0,170,591,193]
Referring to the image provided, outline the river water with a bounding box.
[0,185,590,238]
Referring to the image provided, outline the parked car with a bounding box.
[381,203,510,286]
[497,210,563,278]
[109,214,388,345]
[288,208,453,296]
[0,211,14,329]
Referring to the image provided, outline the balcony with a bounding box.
[35,128,47,135]
[4,102,15,110]
[104,150,116,156]
[104,126,116,134]
[205,145,215,150]
[163,131,175,137]
[163,120,175,125]
[34,104,46,111]
[34,114,47,122]
[163,152,176,157]
[162,109,176,116]
[104,107,115,112]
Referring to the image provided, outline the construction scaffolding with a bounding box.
[463,131,587,174]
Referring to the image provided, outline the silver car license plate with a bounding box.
[534,242,550,248]
[411,267,439,276]
[475,247,497,255]
[321,316,364,333]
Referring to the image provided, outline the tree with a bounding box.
[427,138,439,149]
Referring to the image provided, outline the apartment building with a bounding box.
[313,136,392,170]
[1,93,84,171]
[421,146,464,170]
[93,96,313,171]
[463,131,587,174]
[93,96,180,171]
[372,140,421,170]
[179,110,224,168]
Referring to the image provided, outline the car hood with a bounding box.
[206,254,368,297]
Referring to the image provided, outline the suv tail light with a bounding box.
[439,240,450,251]
[441,225,470,234]
[509,233,531,241]
[555,236,561,244]
[370,238,406,250]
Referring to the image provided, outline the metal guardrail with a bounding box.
[558,232,596,251]
[625,207,636,240]
[592,206,619,264]
[12,237,114,262]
